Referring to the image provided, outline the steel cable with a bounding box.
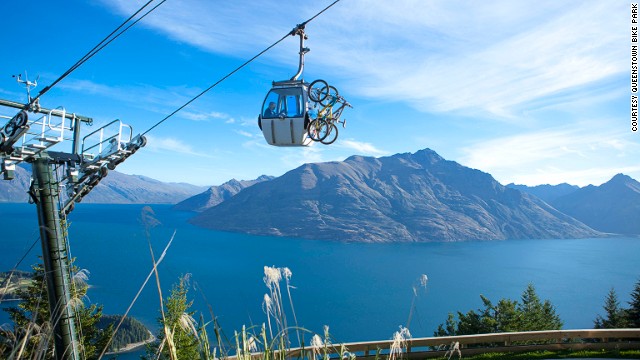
[140,0,342,136]
[30,0,166,106]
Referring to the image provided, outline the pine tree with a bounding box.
[145,275,200,360]
[627,279,640,328]
[434,313,458,336]
[433,284,563,337]
[456,309,490,335]
[594,288,628,329]
[487,297,519,333]
[517,284,563,331]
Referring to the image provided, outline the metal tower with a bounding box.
[0,75,146,359]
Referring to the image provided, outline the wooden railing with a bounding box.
[334,329,640,358]
[228,329,640,359]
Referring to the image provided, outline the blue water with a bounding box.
[1,203,639,359]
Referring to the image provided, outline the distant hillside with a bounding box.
[84,171,207,204]
[174,175,274,212]
[97,315,152,352]
[0,165,206,204]
[507,183,579,203]
[190,149,600,242]
[550,174,640,235]
[0,164,31,202]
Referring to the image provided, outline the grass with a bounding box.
[451,349,640,360]
[0,272,32,299]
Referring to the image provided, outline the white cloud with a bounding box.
[144,134,214,158]
[461,127,630,171]
[337,139,387,157]
[101,0,303,56]
[311,1,626,118]
[459,124,640,186]
[235,129,255,138]
[58,78,198,112]
[279,146,326,169]
[180,110,233,122]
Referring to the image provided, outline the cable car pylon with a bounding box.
[32,156,81,360]
[0,74,146,360]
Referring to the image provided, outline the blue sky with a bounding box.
[0,1,636,187]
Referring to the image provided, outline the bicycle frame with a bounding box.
[314,95,349,126]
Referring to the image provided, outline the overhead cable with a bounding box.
[30,0,167,106]
[141,0,342,136]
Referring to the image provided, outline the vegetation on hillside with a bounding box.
[0,271,32,300]
[434,284,563,337]
[97,314,151,352]
[593,279,640,329]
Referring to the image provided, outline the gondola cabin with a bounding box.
[258,80,312,146]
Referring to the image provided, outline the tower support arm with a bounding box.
[0,98,92,124]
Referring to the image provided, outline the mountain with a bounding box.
[507,183,579,204]
[0,164,206,204]
[550,174,640,235]
[190,149,600,242]
[0,164,31,202]
[173,175,274,212]
[83,171,207,204]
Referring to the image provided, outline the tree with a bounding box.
[456,308,491,335]
[434,284,563,337]
[627,279,640,328]
[434,313,458,337]
[482,296,520,333]
[1,262,111,359]
[594,288,628,329]
[145,275,200,360]
[517,284,563,331]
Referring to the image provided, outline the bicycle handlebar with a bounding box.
[335,95,353,108]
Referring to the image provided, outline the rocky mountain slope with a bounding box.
[190,149,600,242]
[549,174,640,235]
[506,183,579,204]
[173,175,274,212]
[0,164,31,202]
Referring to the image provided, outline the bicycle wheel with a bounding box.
[307,119,329,142]
[308,79,329,103]
[319,86,339,106]
[321,123,339,145]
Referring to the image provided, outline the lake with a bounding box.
[1,203,639,359]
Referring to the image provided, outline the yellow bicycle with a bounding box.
[307,80,352,144]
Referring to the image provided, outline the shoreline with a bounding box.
[0,298,20,302]
[106,330,156,355]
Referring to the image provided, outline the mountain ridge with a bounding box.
[549,173,640,235]
[506,183,580,204]
[190,148,601,242]
[173,175,274,212]
[0,164,207,204]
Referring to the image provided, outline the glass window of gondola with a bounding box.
[262,87,305,118]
